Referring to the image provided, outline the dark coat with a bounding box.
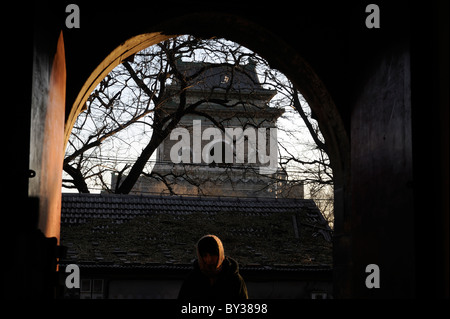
[178,256,248,300]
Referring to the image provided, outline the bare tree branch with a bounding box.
[63,35,333,206]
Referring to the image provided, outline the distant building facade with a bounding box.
[112,60,303,198]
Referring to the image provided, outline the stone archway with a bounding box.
[64,12,351,297]
[65,11,350,195]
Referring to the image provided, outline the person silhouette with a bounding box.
[178,234,248,300]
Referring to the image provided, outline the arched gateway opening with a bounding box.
[17,0,448,301]
[62,13,350,298]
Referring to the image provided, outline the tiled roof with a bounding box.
[60,193,332,272]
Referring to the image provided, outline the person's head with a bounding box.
[196,235,225,275]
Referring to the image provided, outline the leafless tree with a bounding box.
[63,35,333,220]
[64,36,236,193]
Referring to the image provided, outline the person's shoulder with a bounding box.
[222,256,243,276]
[224,256,239,267]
